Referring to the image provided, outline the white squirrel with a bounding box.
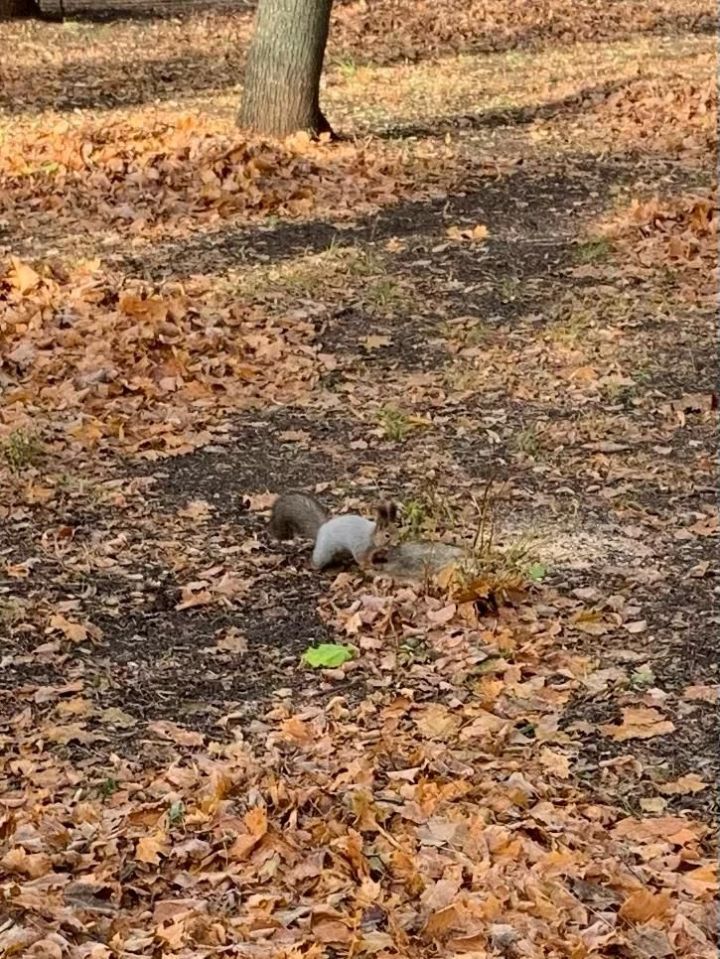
[270,491,463,577]
[270,491,397,569]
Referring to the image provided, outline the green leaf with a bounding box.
[528,562,547,582]
[302,643,354,669]
[630,663,655,688]
[167,800,185,825]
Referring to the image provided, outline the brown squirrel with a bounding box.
[270,491,397,569]
[270,492,462,578]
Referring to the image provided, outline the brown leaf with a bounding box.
[148,721,204,747]
[426,603,457,625]
[362,334,392,350]
[683,684,718,704]
[656,773,708,795]
[100,706,137,728]
[175,585,213,611]
[43,722,103,745]
[47,613,88,644]
[539,747,571,779]
[215,628,248,654]
[600,707,675,741]
[414,704,461,741]
[312,920,352,945]
[1,846,52,878]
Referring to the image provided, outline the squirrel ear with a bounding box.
[376,501,398,526]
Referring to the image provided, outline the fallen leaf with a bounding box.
[302,643,354,668]
[9,257,41,294]
[363,334,392,350]
[600,707,675,741]
[148,721,204,747]
[414,704,461,741]
[47,613,88,644]
[682,684,718,703]
[215,628,248,654]
[100,707,137,728]
[136,832,169,865]
[175,585,212,611]
[619,889,671,923]
[656,773,708,795]
[539,747,571,778]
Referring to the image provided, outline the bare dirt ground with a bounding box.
[0,2,717,957]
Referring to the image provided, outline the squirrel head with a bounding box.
[373,501,398,548]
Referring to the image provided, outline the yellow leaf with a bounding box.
[136,832,168,865]
[9,257,41,294]
[539,747,571,779]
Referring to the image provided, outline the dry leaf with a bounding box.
[136,832,169,865]
[9,257,41,294]
[175,585,213,611]
[683,684,718,703]
[215,628,248,654]
[47,613,89,644]
[619,889,671,923]
[600,707,675,741]
[148,721,204,747]
[656,773,708,795]
[414,704,461,741]
[539,747,571,779]
[363,334,392,350]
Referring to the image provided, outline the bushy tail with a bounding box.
[270,492,329,542]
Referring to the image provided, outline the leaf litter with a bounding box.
[0,0,717,957]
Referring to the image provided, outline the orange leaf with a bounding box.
[619,889,671,923]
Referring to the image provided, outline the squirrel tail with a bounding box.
[270,491,329,542]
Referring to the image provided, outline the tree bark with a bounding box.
[239,0,334,139]
[0,0,42,17]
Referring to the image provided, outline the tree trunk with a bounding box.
[239,0,334,139]
[0,0,42,18]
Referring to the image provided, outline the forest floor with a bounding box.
[0,1,717,957]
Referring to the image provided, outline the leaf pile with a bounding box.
[0,258,324,460]
[332,0,711,63]
[560,73,717,160]
[1,118,425,250]
[597,191,716,299]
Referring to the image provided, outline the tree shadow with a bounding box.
[43,0,252,22]
[369,78,639,141]
[0,46,245,114]
[117,156,632,283]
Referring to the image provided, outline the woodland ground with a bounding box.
[0,2,717,958]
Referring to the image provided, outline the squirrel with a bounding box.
[270,491,397,569]
[271,491,465,579]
